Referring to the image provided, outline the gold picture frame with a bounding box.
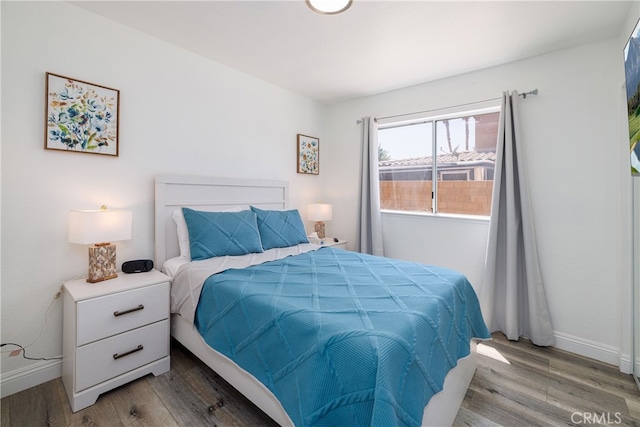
[297,134,319,175]
[45,72,120,156]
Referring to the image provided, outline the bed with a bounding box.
[154,175,489,426]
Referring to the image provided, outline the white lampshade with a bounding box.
[306,0,352,14]
[307,203,332,222]
[68,209,132,244]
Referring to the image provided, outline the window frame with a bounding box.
[377,101,500,219]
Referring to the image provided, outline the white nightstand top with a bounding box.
[64,270,170,301]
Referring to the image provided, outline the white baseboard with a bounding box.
[553,331,631,373]
[0,359,62,398]
[619,354,633,374]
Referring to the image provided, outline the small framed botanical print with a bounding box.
[45,72,120,156]
[297,134,319,175]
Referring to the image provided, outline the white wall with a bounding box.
[622,0,640,378]
[324,38,633,368]
[0,1,326,395]
[380,213,489,289]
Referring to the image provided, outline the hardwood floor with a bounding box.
[457,334,639,427]
[2,333,638,426]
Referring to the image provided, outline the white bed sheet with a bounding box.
[167,243,321,324]
[162,256,189,277]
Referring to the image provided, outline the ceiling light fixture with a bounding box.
[306,0,352,15]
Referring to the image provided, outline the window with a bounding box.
[378,106,500,216]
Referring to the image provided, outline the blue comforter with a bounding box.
[194,248,489,426]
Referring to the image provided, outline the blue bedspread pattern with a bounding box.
[195,248,489,426]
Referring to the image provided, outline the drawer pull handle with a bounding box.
[113,345,143,360]
[113,304,144,317]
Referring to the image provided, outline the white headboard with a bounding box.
[154,175,289,267]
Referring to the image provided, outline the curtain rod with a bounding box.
[520,88,539,99]
[355,89,538,124]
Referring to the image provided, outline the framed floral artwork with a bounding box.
[45,72,120,156]
[297,134,319,174]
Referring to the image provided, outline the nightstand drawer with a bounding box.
[75,319,169,392]
[77,282,169,346]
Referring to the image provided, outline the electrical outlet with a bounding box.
[9,349,21,357]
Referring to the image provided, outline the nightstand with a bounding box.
[320,238,348,249]
[62,269,171,412]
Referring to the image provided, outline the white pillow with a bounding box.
[172,208,192,260]
[172,206,246,260]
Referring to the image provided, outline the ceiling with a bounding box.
[72,0,633,105]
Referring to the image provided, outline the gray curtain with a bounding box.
[480,91,554,346]
[358,117,384,256]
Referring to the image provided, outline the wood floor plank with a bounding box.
[474,352,549,402]
[546,383,638,425]
[476,334,640,427]
[627,395,640,420]
[488,333,567,362]
[452,406,502,427]
[461,385,555,427]
[181,360,277,426]
[478,336,638,414]
[477,339,550,373]
[474,347,554,401]
[1,393,11,426]
[469,367,579,426]
[471,364,547,404]
[104,378,179,427]
[54,378,126,427]
[170,341,278,426]
[147,367,218,426]
[6,380,67,427]
[165,339,200,373]
[546,369,633,415]
[550,357,640,400]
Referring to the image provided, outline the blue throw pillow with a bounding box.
[250,206,309,250]
[182,208,264,260]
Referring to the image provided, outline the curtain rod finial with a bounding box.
[520,88,539,99]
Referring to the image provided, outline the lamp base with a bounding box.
[314,221,326,239]
[87,243,118,283]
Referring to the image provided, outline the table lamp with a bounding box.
[307,203,332,239]
[68,205,132,283]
